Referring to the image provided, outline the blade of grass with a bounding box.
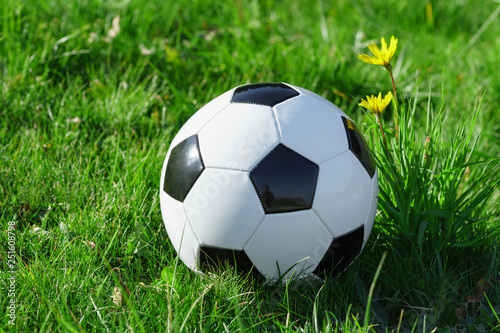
[363,251,387,329]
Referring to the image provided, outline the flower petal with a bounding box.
[382,91,393,108]
[358,54,377,64]
[388,36,398,59]
[359,54,384,65]
[359,99,370,109]
[381,37,388,52]
[358,36,398,67]
[359,92,392,115]
[367,42,383,59]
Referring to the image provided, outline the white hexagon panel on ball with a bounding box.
[198,102,280,171]
[184,168,265,250]
[244,210,333,281]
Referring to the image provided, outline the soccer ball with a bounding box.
[159,83,378,282]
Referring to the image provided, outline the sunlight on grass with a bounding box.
[1,0,499,331]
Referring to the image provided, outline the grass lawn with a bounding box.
[1,0,499,331]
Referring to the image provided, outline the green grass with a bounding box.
[1,0,499,331]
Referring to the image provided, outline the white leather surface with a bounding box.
[160,188,200,271]
[198,103,279,171]
[274,94,349,164]
[170,88,235,149]
[184,169,265,250]
[364,170,378,243]
[313,151,374,238]
[245,210,332,281]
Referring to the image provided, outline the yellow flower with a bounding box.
[358,36,398,71]
[359,91,393,115]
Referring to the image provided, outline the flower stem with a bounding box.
[376,114,388,149]
[389,70,397,101]
[388,69,399,143]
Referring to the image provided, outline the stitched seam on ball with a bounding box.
[334,223,365,240]
[179,205,203,270]
[249,143,319,213]
[281,143,316,163]
[270,93,301,141]
[271,92,301,108]
[195,135,205,169]
[271,107,284,143]
[281,82,300,93]
[243,215,267,250]
[248,143,280,173]
[362,173,375,238]
[230,101,273,107]
[305,91,346,116]
[342,117,353,150]
[317,149,350,165]
[311,160,320,209]
[341,117,374,178]
[338,225,366,270]
[182,205,202,246]
[248,172,268,212]
[197,102,232,134]
[361,170,377,245]
[311,208,335,239]
[255,210,309,217]
[205,165,250,173]
[193,101,233,181]
[232,85,300,108]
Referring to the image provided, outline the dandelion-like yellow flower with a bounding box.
[358,36,398,71]
[359,92,393,115]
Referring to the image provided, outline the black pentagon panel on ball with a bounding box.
[313,225,364,279]
[342,117,376,178]
[231,83,300,107]
[199,246,261,279]
[163,135,205,202]
[250,144,319,214]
